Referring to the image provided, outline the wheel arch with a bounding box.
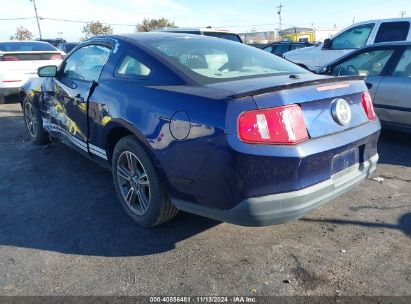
[104,119,159,166]
[104,119,174,194]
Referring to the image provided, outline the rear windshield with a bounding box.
[144,37,309,83]
[0,42,57,52]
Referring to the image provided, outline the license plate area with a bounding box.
[331,147,359,177]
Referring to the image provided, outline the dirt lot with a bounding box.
[0,102,410,296]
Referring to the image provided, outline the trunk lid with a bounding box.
[210,74,369,138]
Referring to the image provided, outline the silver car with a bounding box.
[318,42,411,133]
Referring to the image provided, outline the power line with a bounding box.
[39,17,137,27]
[0,17,35,20]
[0,15,309,32]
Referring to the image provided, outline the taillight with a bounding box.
[238,104,309,145]
[50,54,63,60]
[1,55,19,61]
[361,91,377,120]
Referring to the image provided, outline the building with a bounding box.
[279,27,341,43]
[239,31,279,44]
[240,26,340,45]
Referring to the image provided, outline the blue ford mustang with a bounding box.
[21,33,381,227]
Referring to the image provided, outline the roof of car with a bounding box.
[270,42,312,44]
[365,41,411,47]
[327,41,411,67]
[160,27,239,34]
[0,40,53,44]
[113,32,215,41]
[344,17,411,27]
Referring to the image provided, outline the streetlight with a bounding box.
[30,0,42,38]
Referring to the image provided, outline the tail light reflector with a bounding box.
[1,55,19,61]
[50,54,63,60]
[361,91,377,120]
[238,104,309,145]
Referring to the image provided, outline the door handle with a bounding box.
[366,83,373,89]
[74,94,85,104]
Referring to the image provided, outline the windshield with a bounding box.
[63,43,78,53]
[144,37,309,83]
[0,42,57,52]
[271,44,292,54]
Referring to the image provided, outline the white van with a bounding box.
[283,18,411,71]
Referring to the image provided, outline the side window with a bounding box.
[375,22,410,43]
[262,46,273,53]
[392,48,411,77]
[62,45,110,81]
[331,23,375,50]
[271,44,291,55]
[332,49,394,77]
[116,54,151,77]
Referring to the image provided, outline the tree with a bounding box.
[10,26,33,41]
[136,18,176,32]
[82,21,113,40]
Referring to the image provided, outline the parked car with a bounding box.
[317,42,411,133]
[0,41,63,103]
[21,33,380,227]
[56,42,79,57]
[262,42,314,56]
[36,38,67,47]
[159,27,243,43]
[284,18,411,70]
[247,43,266,49]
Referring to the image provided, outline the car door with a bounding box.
[52,44,111,153]
[329,46,397,99]
[372,47,411,127]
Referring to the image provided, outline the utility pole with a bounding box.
[30,0,42,39]
[277,3,283,31]
[400,11,406,18]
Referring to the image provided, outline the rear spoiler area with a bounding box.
[225,76,366,99]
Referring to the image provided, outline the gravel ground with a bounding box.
[0,102,410,297]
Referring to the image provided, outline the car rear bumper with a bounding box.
[0,87,20,97]
[172,153,378,226]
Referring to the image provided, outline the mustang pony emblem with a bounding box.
[331,98,352,126]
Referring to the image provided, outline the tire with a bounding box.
[22,97,50,145]
[111,135,178,227]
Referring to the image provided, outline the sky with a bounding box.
[1,0,411,41]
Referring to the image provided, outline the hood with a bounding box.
[283,45,320,57]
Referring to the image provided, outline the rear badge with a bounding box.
[331,98,351,126]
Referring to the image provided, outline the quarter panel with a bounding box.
[87,79,227,195]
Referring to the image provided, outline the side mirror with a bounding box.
[38,65,57,77]
[322,38,332,50]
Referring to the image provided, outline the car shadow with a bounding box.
[377,130,411,167]
[300,212,411,238]
[0,115,220,257]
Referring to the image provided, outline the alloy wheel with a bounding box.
[116,151,151,215]
[24,102,37,138]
